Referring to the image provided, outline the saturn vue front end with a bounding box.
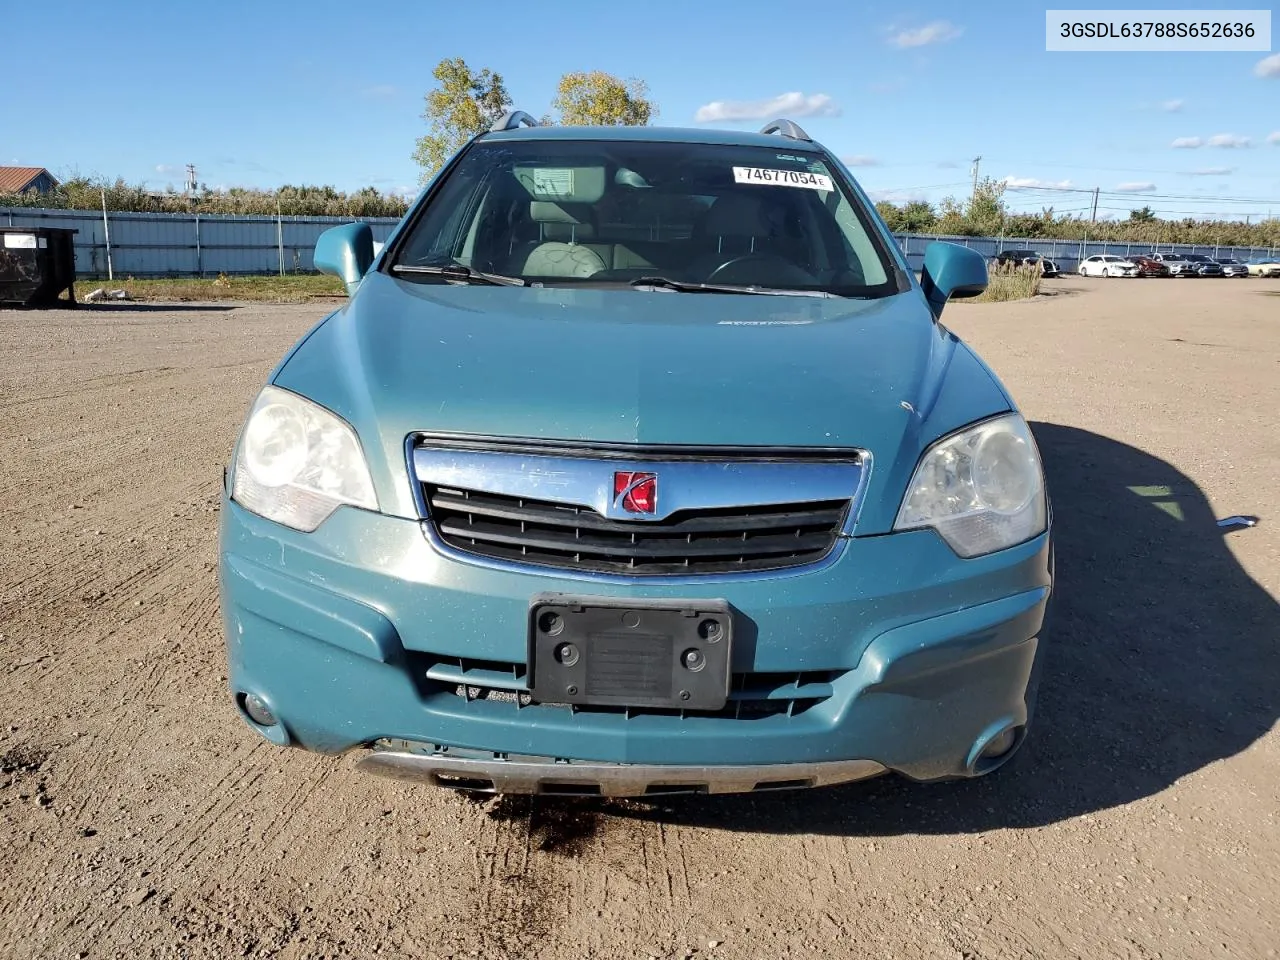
[217,114,1053,798]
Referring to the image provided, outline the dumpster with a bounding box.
[0,227,78,307]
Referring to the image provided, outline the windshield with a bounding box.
[388,139,901,298]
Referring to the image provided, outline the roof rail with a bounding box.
[490,110,539,133]
[758,119,812,142]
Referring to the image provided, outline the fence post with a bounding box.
[276,201,284,276]
[194,214,202,277]
[101,189,114,282]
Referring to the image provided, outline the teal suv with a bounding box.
[218,113,1053,798]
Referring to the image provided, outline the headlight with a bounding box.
[231,386,377,532]
[894,414,1046,558]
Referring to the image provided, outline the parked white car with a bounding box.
[1078,255,1139,278]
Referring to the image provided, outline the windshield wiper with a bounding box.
[628,276,835,298]
[392,263,527,286]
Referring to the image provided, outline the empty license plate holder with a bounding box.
[528,596,733,711]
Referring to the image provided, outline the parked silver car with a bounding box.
[1214,258,1250,278]
[1148,253,1197,277]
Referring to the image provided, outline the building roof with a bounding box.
[482,124,826,152]
[0,167,58,192]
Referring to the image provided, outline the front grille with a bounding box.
[420,655,839,719]
[422,486,850,575]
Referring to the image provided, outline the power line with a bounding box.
[1004,182,1280,205]
[873,180,969,192]
[1095,204,1275,218]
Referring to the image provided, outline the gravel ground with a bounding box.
[2,277,1278,959]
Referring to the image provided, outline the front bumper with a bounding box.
[219,495,1051,788]
[360,750,888,796]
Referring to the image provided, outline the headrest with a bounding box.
[529,201,591,225]
[530,202,595,242]
[702,195,772,236]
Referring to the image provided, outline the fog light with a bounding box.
[241,693,278,727]
[979,728,1017,760]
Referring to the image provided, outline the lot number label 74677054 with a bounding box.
[732,167,834,191]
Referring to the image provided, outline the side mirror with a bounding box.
[314,222,375,296]
[920,241,988,319]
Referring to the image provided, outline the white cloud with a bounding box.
[869,189,929,204]
[889,20,963,48]
[361,84,399,99]
[842,155,879,167]
[1207,133,1251,148]
[1001,176,1073,190]
[694,92,840,123]
[1170,137,1203,148]
[1185,166,1234,176]
[1267,131,1280,144]
[935,160,960,169]
[154,164,181,175]
[1113,181,1157,193]
[1255,53,1280,78]
[1160,99,1185,112]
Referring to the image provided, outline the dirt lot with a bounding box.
[2,277,1278,959]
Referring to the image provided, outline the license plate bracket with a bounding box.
[528,596,733,711]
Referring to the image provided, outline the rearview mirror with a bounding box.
[920,241,988,319]
[314,222,375,296]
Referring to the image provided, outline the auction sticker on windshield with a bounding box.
[733,167,833,190]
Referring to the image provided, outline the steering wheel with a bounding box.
[705,253,817,286]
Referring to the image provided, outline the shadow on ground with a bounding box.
[534,423,1278,835]
[75,302,239,313]
[0,302,238,313]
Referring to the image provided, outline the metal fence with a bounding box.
[2,205,1276,279]
[0,207,401,278]
[891,233,1279,274]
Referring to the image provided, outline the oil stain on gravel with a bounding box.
[485,794,607,857]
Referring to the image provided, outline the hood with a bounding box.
[273,272,1011,529]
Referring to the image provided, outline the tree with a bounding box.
[1129,206,1157,223]
[965,177,1008,235]
[412,58,512,181]
[551,71,656,126]
[900,200,937,232]
[875,201,906,232]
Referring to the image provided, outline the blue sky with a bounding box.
[7,0,1279,220]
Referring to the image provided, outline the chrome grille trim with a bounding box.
[407,438,871,582]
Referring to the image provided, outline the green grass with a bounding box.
[74,274,346,303]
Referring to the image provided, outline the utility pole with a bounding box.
[970,156,982,201]
[1089,187,1100,223]
[185,164,198,195]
